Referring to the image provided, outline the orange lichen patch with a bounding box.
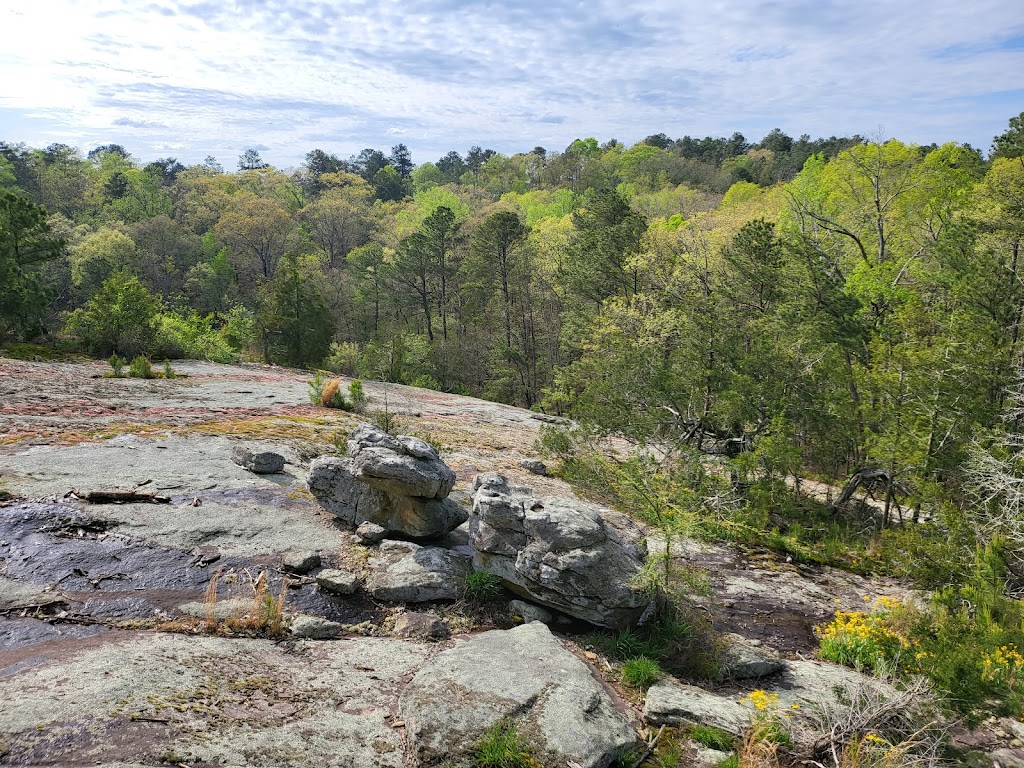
[168,413,360,443]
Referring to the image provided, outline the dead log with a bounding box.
[72,488,171,504]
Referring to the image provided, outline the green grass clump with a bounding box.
[463,571,503,602]
[473,719,539,768]
[685,723,736,752]
[620,656,661,689]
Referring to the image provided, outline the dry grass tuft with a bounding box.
[202,567,289,637]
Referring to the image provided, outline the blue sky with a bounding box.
[1,0,1022,168]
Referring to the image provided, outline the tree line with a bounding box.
[1,117,1023,512]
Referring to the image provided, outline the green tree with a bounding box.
[64,271,162,357]
[258,254,333,367]
[991,112,1024,159]
[0,190,64,340]
[470,210,529,348]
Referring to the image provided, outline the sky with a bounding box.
[1,0,1023,169]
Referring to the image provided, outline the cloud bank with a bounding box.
[1,0,1022,166]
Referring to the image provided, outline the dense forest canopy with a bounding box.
[1,116,1023,505]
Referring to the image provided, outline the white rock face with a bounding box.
[469,472,652,629]
[400,622,636,767]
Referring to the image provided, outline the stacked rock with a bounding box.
[307,424,467,539]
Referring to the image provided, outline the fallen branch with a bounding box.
[72,488,171,504]
[626,724,667,765]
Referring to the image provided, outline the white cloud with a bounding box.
[1,0,1021,165]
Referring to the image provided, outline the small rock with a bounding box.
[282,550,321,574]
[508,599,553,624]
[290,614,343,639]
[693,746,733,767]
[178,598,252,621]
[355,521,388,545]
[393,611,450,640]
[231,446,285,474]
[519,459,547,476]
[990,749,1024,768]
[316,568,359,595]
[716,633,783,680]
[643,680,751,735]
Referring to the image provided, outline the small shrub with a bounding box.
[108,354,125,377]
[816,597,909,674]
[128,356,154,379]
[309,371,348,409]
[162,360,175,379]
[463,571,503,602]
[473,719,539,768]
[348,379,368,411]
[370,408,402,435]
[621,656,661,689]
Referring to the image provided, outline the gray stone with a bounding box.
[393,611,450,640]
[469,472,653,629]
[520,459,548,476]
[644,659,900,737]
[231,445,285,474]
[365,541,472,602]
[400,622,635,768]
[178,598,254,622]
[347,423,456,498]
[354,521,387,544]
[693,746,733,767]
[282,550,321,574]
[316,568,359,595]
[643,680,752,735]
[509,599,553,625]
[716,633,783,680]
[289,614,343,639]
[991,748,1024,768]
[307,425,467,539]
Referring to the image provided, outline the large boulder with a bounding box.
[469,473,652,629]
[307,424,467,539]
[400,621,636,767]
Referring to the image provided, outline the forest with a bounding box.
[4,113,1024,726]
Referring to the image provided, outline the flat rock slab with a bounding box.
[366,541,472,602]
[400,621,635,767]
[0,436,332,558]
[644,659,898,736]
[0,632,430,767]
